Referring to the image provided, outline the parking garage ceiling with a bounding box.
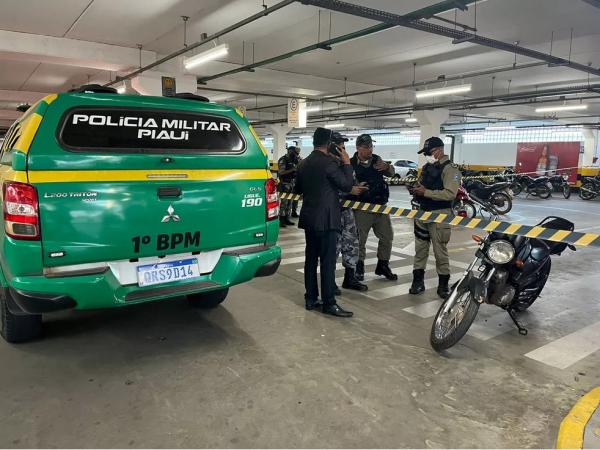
[0,0,599,130]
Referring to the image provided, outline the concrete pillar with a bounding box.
[266,124,292,162]
[582,127,598,167]
[414,109,449,167]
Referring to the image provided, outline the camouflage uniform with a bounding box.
[278,153,299,219]
[336,207,359,270]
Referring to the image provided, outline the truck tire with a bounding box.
[188,288,229,309]
[1,291,42,343]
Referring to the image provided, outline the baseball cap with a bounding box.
[356,134,376,147]
[331,131,349,145]
[418,136,444,154]
[313,127,334,147]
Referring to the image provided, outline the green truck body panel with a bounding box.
[1,92,280,311]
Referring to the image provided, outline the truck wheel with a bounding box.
[1,291,42,343]
[188,288,229,309]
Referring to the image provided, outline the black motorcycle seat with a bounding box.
[469,181,510,196]
[533,176,549,183]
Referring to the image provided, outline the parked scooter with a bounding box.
[463,179,513,214]
[430,216,576,351]
[579,175,600,200]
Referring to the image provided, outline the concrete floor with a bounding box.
[1,190,599,448]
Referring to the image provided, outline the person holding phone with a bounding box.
[350,134,397,282]
[294,127,355,317]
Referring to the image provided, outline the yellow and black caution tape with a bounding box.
[279,192,600,248]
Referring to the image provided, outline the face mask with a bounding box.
[425,155,436,164]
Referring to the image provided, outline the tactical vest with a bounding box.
[278,154,298,183]
[417,160,452,211]
[351,155,389,205]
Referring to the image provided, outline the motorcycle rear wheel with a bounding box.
[430,284,480,352]
[511,182,523,196]
[562,185,571,199]
[490,192,512,214]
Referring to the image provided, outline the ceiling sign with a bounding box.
[287,98,307,128]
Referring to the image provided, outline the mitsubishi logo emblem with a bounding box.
[161,204,180,223]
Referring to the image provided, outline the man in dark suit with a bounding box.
[295,127,355,317]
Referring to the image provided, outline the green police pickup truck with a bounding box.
[0,85,281,343]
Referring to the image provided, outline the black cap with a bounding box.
[331,131,349,145]
[419,136,444,155]
[356,134,375,147]
[313,127,334,147]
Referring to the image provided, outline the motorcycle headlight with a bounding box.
[486,240,515,264]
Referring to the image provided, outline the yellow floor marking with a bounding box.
[557,387,600,449]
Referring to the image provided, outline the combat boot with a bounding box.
[283,217,295,226]
[437,274,451,299]
[375,260,398,281]
[355,260,365,281]
[279,217,287,228]
[409,269,426,295]
[342,268,368,291]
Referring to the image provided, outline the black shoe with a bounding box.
[355,260,365,281]
[409,269,426,295]
[279,218,287,228]
[322,303,353,318]
[437,274,451,299]
[334,284,342,296]
[291,212,299,218]
[305,300,323,311]
[342,268,368,291]
[283,217,295,226]
[375,260,398,281]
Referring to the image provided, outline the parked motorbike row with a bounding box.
[579,175,600,200]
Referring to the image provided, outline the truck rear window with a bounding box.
[58,108,245,153]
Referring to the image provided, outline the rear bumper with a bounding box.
[6,245,281,312]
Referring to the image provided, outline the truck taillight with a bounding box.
[265,178,279,221]
[3,182,40,240]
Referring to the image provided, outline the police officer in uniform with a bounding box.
[331,132,369,292]
[277,146,300,227]
[409,137,461,299]
[291,147,302,218]
[350,134,398,282]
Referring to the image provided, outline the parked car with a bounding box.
[0,85,281,343]
[386,159,418,184]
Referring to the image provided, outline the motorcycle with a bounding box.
[579,175,600,201]
[548,174,571,199]
[510,175,552,199]
[463,179,513,214]
[452,185,502,219]
[430,216,575,351]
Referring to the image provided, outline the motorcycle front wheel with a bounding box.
[452,199,476,218]
[536,184,551,199]
[490,192,512,214]
[562,185,571,199]
[430,283,480,352]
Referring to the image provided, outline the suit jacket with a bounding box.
[294,150,354,232]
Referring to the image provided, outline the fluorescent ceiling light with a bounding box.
[415,84,472,99]
[405,117,418,123]
[401,129,421,135]
[485,125,515,130]
[300,135,312,139]
[306,106,321,113]
[535,104,588,113]
[325,123,345,128]
[184,44,229,70]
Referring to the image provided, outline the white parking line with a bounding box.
[524,321,600,369]
[365,276,440,300]
[403,299,442,318]
[467,311,515,341]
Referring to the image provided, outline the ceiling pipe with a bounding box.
[104,0,295,86]
[197,0,476,84]
[298,0,600,77]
